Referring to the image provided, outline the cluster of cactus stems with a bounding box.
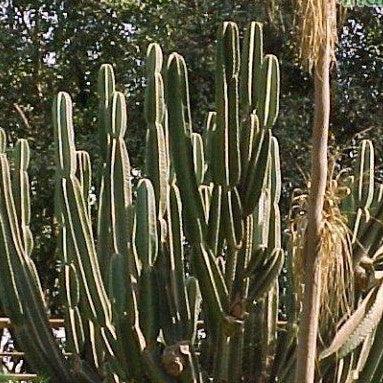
[1,20,383,383]
[0,21,285,383]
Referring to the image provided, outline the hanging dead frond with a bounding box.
[290,170,354,343]
[294,0,338,71]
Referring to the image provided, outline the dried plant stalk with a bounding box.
[295,0,338,71]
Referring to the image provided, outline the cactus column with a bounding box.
[0,21,287,383]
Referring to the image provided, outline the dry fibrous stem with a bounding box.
[294,0,338,71]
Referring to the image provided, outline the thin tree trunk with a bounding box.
[294,44,331,383]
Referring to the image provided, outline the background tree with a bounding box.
[0,0,138,311]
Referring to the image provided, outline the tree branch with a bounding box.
[13,103,32,131]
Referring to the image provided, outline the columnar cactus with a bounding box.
[0,22,287,382]
[2,19,383,383]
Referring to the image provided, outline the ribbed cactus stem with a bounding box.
[354,139,374,210]
[135,178,158,270]
[167,184,192,337]
[98,64,115,161]
[53,92,111,327]
[53,92,77,176]
[12,139,33,255]
[268,137,282,250]
[0,128,6,153]
[135,178,159,342]
[0,154,77,382]
[75,150,92,216]
[97,89,134,282]
[240,21,263,113]
[166,52,206,242]
[259,55,280,128]
[191,133,206,185]
[145,43,168,218]
[214,22,241,187]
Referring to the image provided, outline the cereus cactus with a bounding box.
[0,22,288,382]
